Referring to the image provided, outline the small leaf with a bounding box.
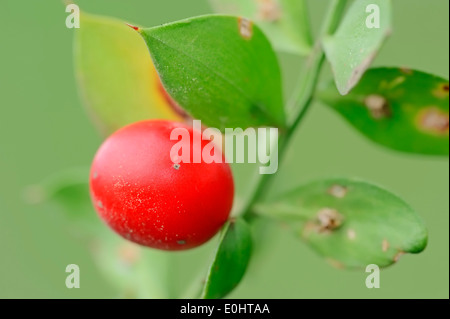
[25,168,94,220]
[323,0,392,95]
[75,12,182,135]
[254,178,427,268]
[318,67,449,155]
[209,0,312,55]
[202,218,252,299]
[138,15,285,131]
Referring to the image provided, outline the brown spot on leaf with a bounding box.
[317,208,344,232]
[382,239,390,252]
[432,82,450,99]
[238,17,253,39]
[417,107,449,135]
[328,184,348,198]
[393,251,405,263]
[399,67,413,75]
[347,229,356,240]
[365,94,391,119]
[302,208,344,238]
[256,0,282,22]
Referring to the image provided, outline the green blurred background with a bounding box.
[0,0,448,298]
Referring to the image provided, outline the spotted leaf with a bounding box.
[318,68,449,155]
[209,0,312,55]
[254,178,428,268]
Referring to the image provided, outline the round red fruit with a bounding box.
[89,120,234,250]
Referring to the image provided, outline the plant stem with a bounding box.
[287,0,348,127]
[242,0,347,219]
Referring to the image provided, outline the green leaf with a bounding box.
[138,15,285,131]
[25,168,94,220]
[202,218,252,299]
[318,67,449,155]
[209,0,312,55]
[254,178,428,269]
[75,12,182,135]
[323,0,392,95]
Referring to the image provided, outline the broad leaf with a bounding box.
[138,15,285,131]
[254,178,428,268]
[209,0,312,55]
[323,0,392,95]
[75,12,182,135]
[202,218,252,299]
[318,68,449,155]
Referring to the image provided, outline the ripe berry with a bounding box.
[89,120,234,250]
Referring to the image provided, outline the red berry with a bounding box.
[89,120,234,250]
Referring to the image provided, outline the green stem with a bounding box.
[287,0,347,127]
[242,0,347,219]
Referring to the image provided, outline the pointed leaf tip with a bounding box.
[126,23,140,31]
[323,0,392,95]
[201,218,253,299]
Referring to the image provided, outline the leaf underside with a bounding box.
[323,0,392,95]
